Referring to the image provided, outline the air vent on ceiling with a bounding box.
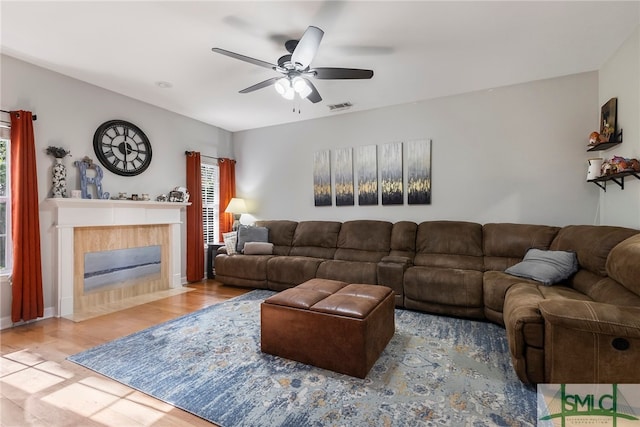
[327,102,353,112]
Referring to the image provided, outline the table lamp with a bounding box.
[224,198,248,231]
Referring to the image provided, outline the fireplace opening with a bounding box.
[84,245,162,293]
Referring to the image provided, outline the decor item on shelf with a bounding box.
[168,186,189,202]
[586,157,603,180]
[600,98,617,143]
[587,131,601,147]
[601,156,640,176]
[93,119,152,176]
[73,156,110,199]
[45,146,71,198]
[225,198,248,231]
[156,194,168,202]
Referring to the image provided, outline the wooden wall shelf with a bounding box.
[588,170,640,191]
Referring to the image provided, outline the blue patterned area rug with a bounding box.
[68,290,536,426]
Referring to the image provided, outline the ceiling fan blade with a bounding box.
[304,79,322,103]
[211,48,276,70]
[291,26,324,68]
[239,77,281,94]
[313,67,374,79]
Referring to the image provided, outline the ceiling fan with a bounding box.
[212,26,374,104]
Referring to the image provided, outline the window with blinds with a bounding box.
[201,162,220,244]
[0,129,11,275]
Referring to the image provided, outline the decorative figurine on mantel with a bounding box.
[73,156,110,199]
[45,146,71,198]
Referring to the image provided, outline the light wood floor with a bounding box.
[0,280,250,427]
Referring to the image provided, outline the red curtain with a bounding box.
[186,152,204,282]
[218,158,236,242]
[10,111,43,322]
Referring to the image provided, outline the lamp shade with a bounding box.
[224,198,248,214]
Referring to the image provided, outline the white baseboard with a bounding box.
[0,306,56,330]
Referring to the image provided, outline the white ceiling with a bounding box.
[2,1,639,132]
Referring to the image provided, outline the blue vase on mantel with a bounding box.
[52,158,67,198]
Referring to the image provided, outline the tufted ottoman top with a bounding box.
[264,278,393,319]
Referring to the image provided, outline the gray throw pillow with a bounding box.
[236,225,269,252]
[505,248,578,285]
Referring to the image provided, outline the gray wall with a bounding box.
[1,55,232,326]
[598,26,640,229]
[234,72,600,227]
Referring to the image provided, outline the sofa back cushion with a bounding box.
[334,220,392,262]
[290,221,341,259]
[483,223,560,271]
[414,221,484,270]
[256,220,298,256]
[606,234,640,297]
[389,221,417,259]
[550,225,639,277]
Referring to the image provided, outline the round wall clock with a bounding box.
[93,120,152,176]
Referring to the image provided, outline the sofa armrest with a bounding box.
[377,256,412,307]
[539,299,640,338]
[539,299,640,383]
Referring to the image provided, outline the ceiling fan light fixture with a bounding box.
[292,76,307,92]
[274,77,290,95]
[282,86,295,100]
[297,83,312,99]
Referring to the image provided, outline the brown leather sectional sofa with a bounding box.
[214,219,640,384]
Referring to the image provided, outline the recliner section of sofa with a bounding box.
[214,219,640,384]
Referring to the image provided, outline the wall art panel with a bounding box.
[313,149,331,206]
[356,145,378,205]
[381,142,403,205]
[407,139,432,205]
[334,147,354,206]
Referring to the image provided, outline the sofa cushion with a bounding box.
[550,225,639,277]
[334,220,392,262]
[290,221,341,259]
[256,220,298,256]
[404,266,483,308]
[266,256,325,290]
[214,254,272,288]
[414,221,484,270]
[483,271,540,324]
[483,223,559,271]
[389,221,417,258]
[316,260,378,285]
[504,249,578,285]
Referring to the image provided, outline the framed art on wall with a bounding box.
[600,98,617,143]
[381,142,403,205]
[356,145,378,205]
[313,150,332,206]
[334,147,354,206]
[407,139,432,205]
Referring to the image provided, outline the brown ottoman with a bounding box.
[260,278,395,378]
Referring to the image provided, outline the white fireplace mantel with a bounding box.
[48,198,189,318]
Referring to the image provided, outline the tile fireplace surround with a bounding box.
[48,198,189,318]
